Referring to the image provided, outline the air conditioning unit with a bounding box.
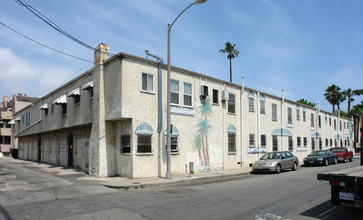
[200,85,208,100]
[222,90,229,101]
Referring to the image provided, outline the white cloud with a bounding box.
[0,47,74,98]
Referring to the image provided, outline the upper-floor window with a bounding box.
[171,80,179,105]
[141,73,153,92]
[303,110,306,122]
[228,93,236,114]
[212,89,219,104]
[311,113,315,128]
[260,95,266,114]
[340,121,342,131]
[318,115,321,128]
[329,117,332,126]
[25,112,31,127]
[288,107,292,124]
[296,109,300,121]
[61,104,67,115]
[183,82,192,107]
[272,104,277,121]
[248,98,254,112]
[334,119,337,130]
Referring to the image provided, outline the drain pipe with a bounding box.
[145,49,163,133]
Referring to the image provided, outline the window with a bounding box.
[0,121,3,128]
[288,136,293,151]
[334,119,336,130]
[61,104,67,115]
[5,120,11,128]
[120,135,131,153]
[228,133,236,152]
[183,82,192,107]
[330,139,333,146]
[213,89,219,104]
[339,121,342,131]
[297,137,301,147]
[261,135,266,147]
[303,110,306,122]
[89,87,94,98]
[318,115,321,128]
[329,117,332,126]
[74,95,80,104]
[311,113,314,128]
[26,112,31,127]
[303,137,307,147]
[228,93,235,114]
[319,139,322,150]
[248,98,254,112]
[137,135,152,153]
[166,136,179,153]
[51,102,55,114]
[335,140,337,147]
[171,80,179,105]
[272,136,278,151]
[326,138,328,147]
[272,104,277,121]
[288,107,292,124]
[141,73,153,92]
[325,115,327,124]
[1,136,11,144]
[312,138,315,150]
[344,122,346,129]
[296,109,300,121]
[260,99,265,114]
[249,134,255,147]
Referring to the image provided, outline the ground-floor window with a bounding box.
[165,136,178,153]
[137,135,152,153]
[304,137,307,147]
[311,138,315,150]
[288,136,293,151]
[261,135,266,147]
[228,133,236,153]
[120,135,131,153]
[272,136,278,151]
[297,137,301,147]
[249,134,255,147]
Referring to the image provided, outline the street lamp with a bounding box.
[166,0,207,180]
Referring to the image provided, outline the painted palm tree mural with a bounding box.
[194,97,212,171]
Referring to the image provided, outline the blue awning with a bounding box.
[227,125,236,133]
[135,122,154,135]
[311,132,322,138]
[164,125,179,136]
[247,91,255,98]
[334,135,342,140]
[272,129,293,137]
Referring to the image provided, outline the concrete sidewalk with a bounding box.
[2,157,252,189]
[100,167,252,189]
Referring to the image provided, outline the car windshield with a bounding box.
[309,151,327,156]
[261,152,281,160]
[330,148,344,153]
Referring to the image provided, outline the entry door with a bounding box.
[67,134,74,167]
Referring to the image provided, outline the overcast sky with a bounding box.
[1,0,362,112]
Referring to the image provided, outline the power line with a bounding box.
[14,0,95,51]
[14,0,116,57]
[0,22,93,63]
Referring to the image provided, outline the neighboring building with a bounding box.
[1,94,39,156]
[13,44,354,178]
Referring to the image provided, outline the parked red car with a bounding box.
[330,147,353,163]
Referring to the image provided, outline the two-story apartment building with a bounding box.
[13,44,353,178]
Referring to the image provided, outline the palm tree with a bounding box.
[351,102,363,149]
[296,98,316,107]
[219,42,239,83]
[324,84,343,113]
[342,88,363,114]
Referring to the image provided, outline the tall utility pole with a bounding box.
[166,0,207,179]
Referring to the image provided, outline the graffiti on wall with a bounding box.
[90,146,96,174]
[194,97,212,171]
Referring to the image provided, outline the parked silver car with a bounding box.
[252,151,299,173]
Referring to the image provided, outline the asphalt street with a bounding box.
[1,158,362,220]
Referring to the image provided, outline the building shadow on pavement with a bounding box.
[300,200,362,219]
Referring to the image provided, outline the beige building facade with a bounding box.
[13,44,354,178]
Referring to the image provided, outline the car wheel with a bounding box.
[334,158,337,164]
[276,164,281,174]
[349,157,353,162]
[325,159,329,166]
[343,157,347,163]
[292,162,297,171]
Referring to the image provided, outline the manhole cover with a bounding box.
[160,188,195,194]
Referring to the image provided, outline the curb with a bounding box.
[102,170,251,189]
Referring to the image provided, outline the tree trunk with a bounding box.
[229,58,232,83]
